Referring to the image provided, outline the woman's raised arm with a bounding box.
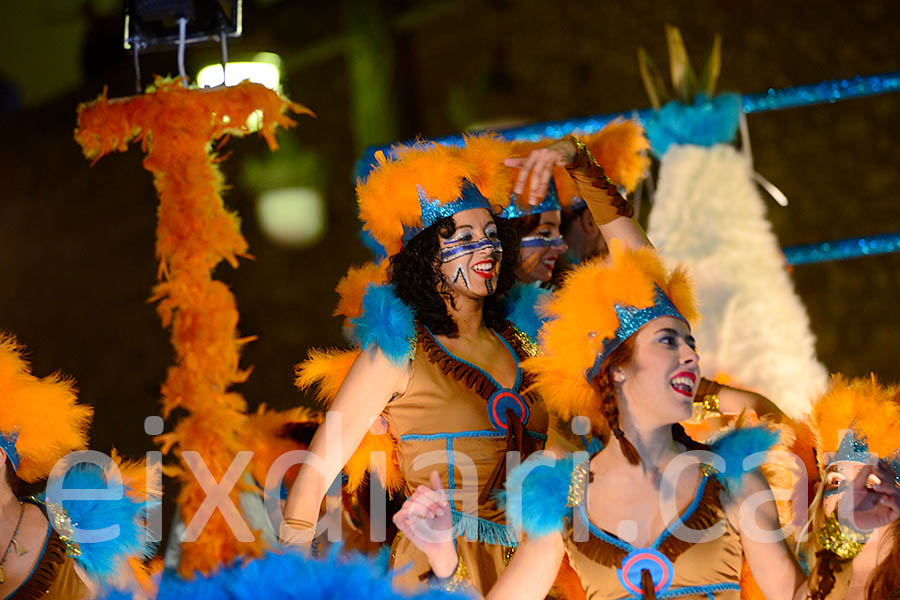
[281,347,410,548]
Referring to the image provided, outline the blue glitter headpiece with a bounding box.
[500,181,562,220]
[828,429,872,466]
[401,180,493,246]
[586,286,688,382]
[0,430,20,471]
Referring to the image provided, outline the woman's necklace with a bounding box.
[0,501,26,584]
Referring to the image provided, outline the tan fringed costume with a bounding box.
[5,525,91,600]
[562,463,742,599]
[386,323,549,593]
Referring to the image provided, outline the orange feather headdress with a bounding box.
[522,240,697,429]
[357,134,514,257]
[0,335,93,483]
[810,374,900,470]
[556,119,651,211]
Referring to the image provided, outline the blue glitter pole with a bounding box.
[356,71,900,264]
[782,232,900,266]
[357,70,900,178]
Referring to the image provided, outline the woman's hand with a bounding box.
[838,459,900,532]
[503,139,577,206]
[392,470,457,577]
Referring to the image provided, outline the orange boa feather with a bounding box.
[75,78,312,577]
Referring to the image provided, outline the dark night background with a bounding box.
[1,0,899,466]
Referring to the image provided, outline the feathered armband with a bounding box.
[41,451,160,584]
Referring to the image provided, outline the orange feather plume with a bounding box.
[0,335,93,483]
[240,404,321,490]
[333,261,389,328]
[295,348,362,408]
[523,240,696,430]
[357,135,514,256]
[343,430,404,498]
[461,134,515,209]
[556,119,651,210]
[811,374,900,468]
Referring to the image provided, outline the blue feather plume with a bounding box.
[708,425,781,496]
[43,461,158,583]
[502,282,551,342]
[500,453,576,538]
[359,229,388,262]
[350,284,416,366]
[643,93,741,157]
[157,549,470,600]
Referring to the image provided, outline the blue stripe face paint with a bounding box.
[519,234,566,249]
[440,237,503,263]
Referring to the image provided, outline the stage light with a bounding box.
[197,53,281,90]
[255,187,325,248]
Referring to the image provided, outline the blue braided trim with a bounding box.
[576,502,634,553]
[652,473,710,550]
[576,472,711,554]
[451,509,519,547]
[400,430,547,443]
[620,582,740,600]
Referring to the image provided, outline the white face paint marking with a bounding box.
[452,264,471,290]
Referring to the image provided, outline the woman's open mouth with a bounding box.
[670,371,697,397]
[472,260,495,279]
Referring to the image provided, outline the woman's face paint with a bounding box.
[821,461,880,516]
[515,210,567,283]
[438,208,503,299]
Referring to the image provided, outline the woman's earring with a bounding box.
[612,372,625,383]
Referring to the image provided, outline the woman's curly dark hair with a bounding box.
[388,215,519,336]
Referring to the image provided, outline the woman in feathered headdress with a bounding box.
[0,334,158,600]
[801,375,900,600]
[396,242,826,599]
[499,140,569,287]
[286,135,558,593]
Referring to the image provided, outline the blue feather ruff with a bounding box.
[502,282,551,342]
[643,93,742,157]
[501,453,577,538]
[156,549,470,600]
[708,425,781,496]
[43,461,158,583]
[350,284,416,366]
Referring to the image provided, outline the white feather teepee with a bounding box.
[647,143,826,419]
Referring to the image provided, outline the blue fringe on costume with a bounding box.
[500,453,578,538]
[155,549,470,600]
[708,425,781,496]
[502,282,551,342]
[350,284,416,366]
[643,93,742,157]
[43,462,158,583]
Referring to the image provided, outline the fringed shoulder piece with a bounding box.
[349,284,416,366]
[502,282,552,343]
[503,453,585,538]
[707,424,781,496]
[41,453,160,584]
[418,325,494,401]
